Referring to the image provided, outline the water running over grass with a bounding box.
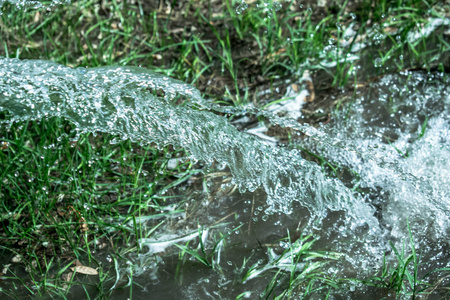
[1,56,449,298]
[1,0,450,298]
[0,58,379,228]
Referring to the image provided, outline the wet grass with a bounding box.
[358,224,450,299]
[241,233,342,299]
[0,116,196,298]
[1,0,450,299]
[1,0,448,106]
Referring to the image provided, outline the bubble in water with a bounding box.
[373,32,384,45]
[279,241,289,248]
[374,57,383,68]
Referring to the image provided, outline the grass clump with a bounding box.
[242,233,342,299]
[0,116,195,298]
[360,224,450,299]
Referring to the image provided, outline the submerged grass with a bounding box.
[360,224,450,299]
[1,0,450,298]
[242,233,342,299]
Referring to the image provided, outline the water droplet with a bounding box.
[273,2,282,11]
[236,1,248,14]
[324,45,336,53]
[374,58,383,68]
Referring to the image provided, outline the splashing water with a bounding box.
[305,72,450,243]
[2,2,450,298]
[0,58,379,230]
[1,56,449,247]
[235,0,282,15]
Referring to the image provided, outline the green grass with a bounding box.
[1,0,450,298]
[1,0,448,106]
[360,224,450,299]
[0,116,195,298]
[241,233,342,299]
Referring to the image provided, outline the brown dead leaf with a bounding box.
[264,48,286,60]
[304,79,315,102]
[80,217,88,232]
[70,266,98,275]
[33,11,40,23]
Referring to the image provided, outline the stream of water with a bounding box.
[1,56,449,298]
[1,0,449,298]
[0,58,380,225]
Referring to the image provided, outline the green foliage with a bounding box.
[242,233,342,299]
[2,0,448,107]
[0,116,194,298]
[175,224,242,271]
[361,223,450,298]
